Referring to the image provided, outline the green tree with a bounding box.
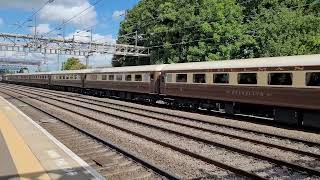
[115,0,250,66]
[115,0,320,66]
[62,57,86,70]
[240,0,320,57]
[18,67,29,73]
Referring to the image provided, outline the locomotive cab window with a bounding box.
[306,72,320,86]
[193,74,206,83]
[176,74,187,83]
[125,75,132,81]
[269,73,292,85]
[238,73,257,84]
[213,73,229,84]
[135,75,142,81]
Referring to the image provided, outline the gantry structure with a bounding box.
[0,32,150,57]
[0,32,150,70]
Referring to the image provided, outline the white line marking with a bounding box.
[1,96,105,180]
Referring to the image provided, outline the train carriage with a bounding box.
[4,73,49,86]
[83,65,166,100]
[28,73,50,87]
[160,54,320,127]
[3,54,320,128]
[50,69,95,92]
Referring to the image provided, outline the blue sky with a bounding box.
[0,0,140,71]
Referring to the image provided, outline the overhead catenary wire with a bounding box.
[148,37,214,49]
[40,0,105,38]
[12,0,55,33]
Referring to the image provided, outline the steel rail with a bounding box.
[2,85,320,177]
[0,87,266,180]
[4,82,319,148]
[0,90,181,180]
[8,84,320,160]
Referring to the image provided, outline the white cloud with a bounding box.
[40,1,97,28]
[29,24,51,34]
[87,53,113,68]
[0,0,98,28]
[112,10,125,21]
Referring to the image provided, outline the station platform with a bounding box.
[0,96,104,180]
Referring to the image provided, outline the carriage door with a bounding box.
[82,74,86,88]
[150,72,160,94]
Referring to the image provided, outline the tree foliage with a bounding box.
[62,57,86,70]
[114,0,320,66]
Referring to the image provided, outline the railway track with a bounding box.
[0,90,179,180]
[14,86,320,158]
[1,83,320,179]
[4,83,320,147]
[0,85,263,179]
[3,84,320,148]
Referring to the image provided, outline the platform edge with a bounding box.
[0,96,105,180]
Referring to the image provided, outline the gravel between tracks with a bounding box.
[20,91,316,179]
[15,94,236,179]
[2,84,320,179]
[46,95,320,170]
[7,84,320,157]
[12,87,320,173]
[8,83,320,146]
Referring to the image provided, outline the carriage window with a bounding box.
[92,75,98,80]
[150,74,154,81]
[66,76,69,80]
[213,73,229,84]
[109,75,114,81]
[70,75,74,80]
[176,74,187,83]
[306,72,320,86]
[269,73,292,85]
[102,75,107,80]
[238,73,257,84]
[193,74,206,83]
[116,75,123,81]
[125,75,132,81]
[166,74,172,82]
[135,74,142,81]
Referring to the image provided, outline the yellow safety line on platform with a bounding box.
[0,108,51,180]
